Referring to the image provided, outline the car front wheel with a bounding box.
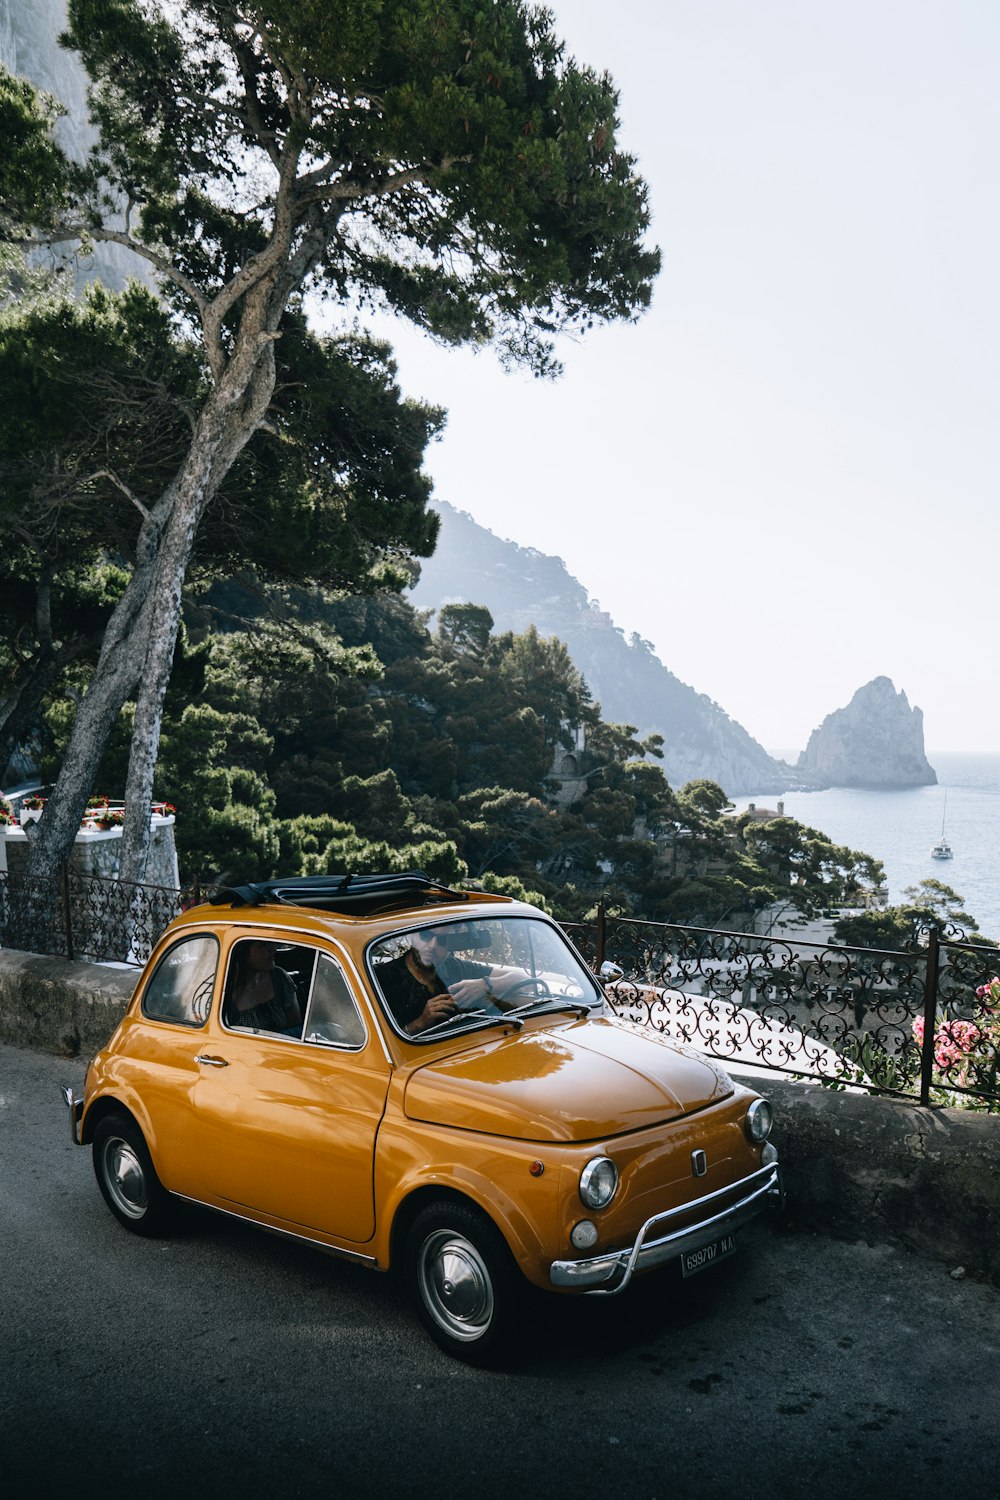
[92,1111,175,1237]
[405,1200,524,1365]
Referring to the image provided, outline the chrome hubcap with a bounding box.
[103,1138,148,1219]
[417,1230,494,1342]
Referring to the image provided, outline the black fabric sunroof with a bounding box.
[208,871,472,916]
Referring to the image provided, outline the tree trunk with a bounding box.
[21,501,171,878]
[21,590,156,879]
[118,343,279,884]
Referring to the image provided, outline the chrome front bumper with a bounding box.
[61,1085,83,1145]
[550,1155,782,1295]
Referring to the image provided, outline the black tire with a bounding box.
[404,1200,526,1365]
[92,1111,175,1237]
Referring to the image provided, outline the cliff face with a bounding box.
[797,677,937,787]
[410,503,794,796]
[1,0,145,291]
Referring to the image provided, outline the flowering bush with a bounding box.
[0,796,14,825]
[912,980,1000,1108]
[22,793,46,810]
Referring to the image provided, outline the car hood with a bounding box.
[402,1015,735,1142]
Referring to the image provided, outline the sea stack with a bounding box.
[798,677,937,787]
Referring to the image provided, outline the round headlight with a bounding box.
[579,1156,619,1210]
[745,1099,773,1143]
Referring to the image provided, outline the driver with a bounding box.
[377,927,530,1036]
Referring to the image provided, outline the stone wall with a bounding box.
[1,950,997,1282]
[0,950,137,1058]
[762,1078,999,1280]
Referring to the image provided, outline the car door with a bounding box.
[193,937,390,1243]
[124,930,221,1195]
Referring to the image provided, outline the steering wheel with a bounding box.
[501,977,553,1003]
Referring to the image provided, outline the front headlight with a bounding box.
[745,1099,773,1143]
[579,1156,619,1209]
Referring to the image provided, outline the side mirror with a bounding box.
[599,960,624,982]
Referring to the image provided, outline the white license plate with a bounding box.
[680,1232,737,1278]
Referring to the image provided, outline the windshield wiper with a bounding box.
[502,997,596,1021]
[415,1009,525,1040]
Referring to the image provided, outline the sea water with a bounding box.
[730,752,1000,942]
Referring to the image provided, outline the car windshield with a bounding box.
[367,915,603,1041]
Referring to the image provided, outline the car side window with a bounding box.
[222,940,311,1039]
[303,953,366,1049]
[141,934,218,1027]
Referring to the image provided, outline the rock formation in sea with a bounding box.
[797,677,937,787]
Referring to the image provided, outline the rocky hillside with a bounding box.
[410,503,796,795]
[1,0,144,291]
[797,677,937,787]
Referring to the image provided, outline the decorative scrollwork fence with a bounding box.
[0,866,200,967]
[563,909,1000,1111]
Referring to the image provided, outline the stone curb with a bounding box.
[2,949,997,1281]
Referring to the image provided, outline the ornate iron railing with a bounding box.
[0,866,200,966]
[564,910,1000,1110]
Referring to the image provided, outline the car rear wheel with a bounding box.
[405,1200,524,1365]
[92,1112,174,1237]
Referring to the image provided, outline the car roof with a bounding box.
[167,872,528,944]
[206,871,480,917]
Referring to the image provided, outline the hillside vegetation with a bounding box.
[42,589,887,926]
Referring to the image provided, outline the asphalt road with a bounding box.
[3,1042,999,1500]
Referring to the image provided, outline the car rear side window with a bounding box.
[141,934,219,1027]
[303,953,366,1049]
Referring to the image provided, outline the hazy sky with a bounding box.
[373,1,999,754]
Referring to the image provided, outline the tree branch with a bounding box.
[86,469,153,521]
[301,157,471,209]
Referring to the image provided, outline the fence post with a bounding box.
[918,928,940,1107]
[596,901,606,970]
[60,861,74,961]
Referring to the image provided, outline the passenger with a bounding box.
[378,927,529,1036]
[225,940,302,1034]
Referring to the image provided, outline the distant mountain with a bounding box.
[410,503,798,796]
[798,677,937,787]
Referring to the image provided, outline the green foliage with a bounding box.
[900,879,980,933]
[738,815,885,915]
[678,780,732,817]
[0,70,82,232]
[50,0,658,373]
[3,0,662,883]
[278,813,466,886]
[470,870,551,912]
[833,906,928,951]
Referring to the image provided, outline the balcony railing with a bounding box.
[564,908,1000,1110]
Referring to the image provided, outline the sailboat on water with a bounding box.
[931,792,953,860]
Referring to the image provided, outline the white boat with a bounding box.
[931,793,953,859]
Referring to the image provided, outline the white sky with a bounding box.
[374,1,999,753]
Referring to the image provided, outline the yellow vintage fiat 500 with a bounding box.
[63,873,781,1362]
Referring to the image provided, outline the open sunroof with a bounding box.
[207,870,478,917]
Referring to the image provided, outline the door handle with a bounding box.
[195,1054,229,1068]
